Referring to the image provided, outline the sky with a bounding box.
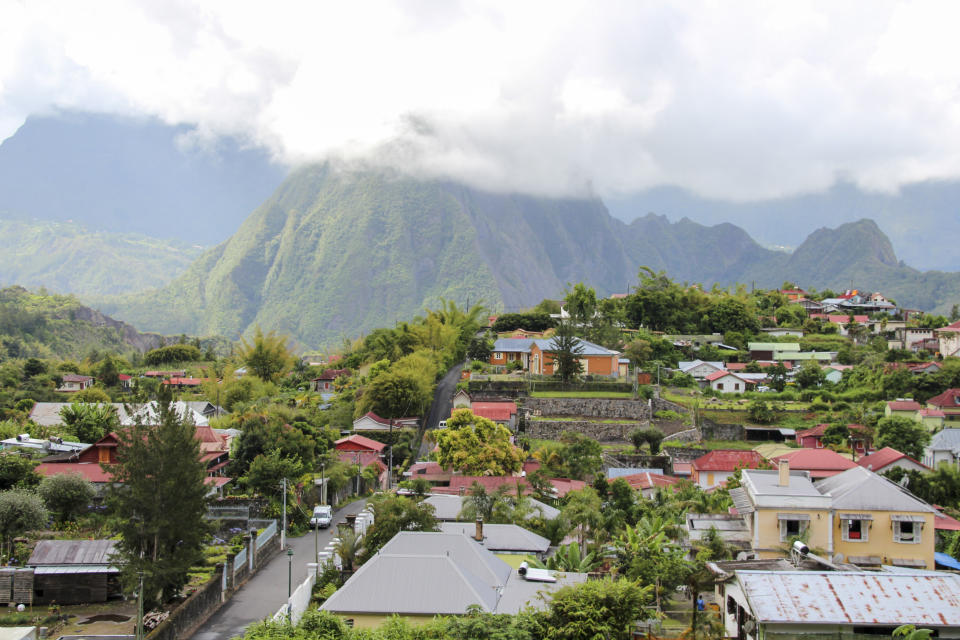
[4,0,960,201]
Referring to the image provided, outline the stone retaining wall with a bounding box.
[525,420,647,442]
[147,566,224,640]
[700,419,745,441]
[663,446,709,462]
[519,397,651,420]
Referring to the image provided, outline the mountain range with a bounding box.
[91,166,960,349]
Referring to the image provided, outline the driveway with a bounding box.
[190,497,368,639]
[418,362,464,457]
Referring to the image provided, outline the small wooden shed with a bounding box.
[27,540,120,604]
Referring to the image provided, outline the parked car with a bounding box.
[310,505,333,528]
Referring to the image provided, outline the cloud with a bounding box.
[4,0,960,200]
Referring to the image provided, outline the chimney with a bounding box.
[475,517,484,542]
[778,460,790,487]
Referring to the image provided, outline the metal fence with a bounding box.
[255,520,277,551]
[206,505,250,520]
[233,548,247,574]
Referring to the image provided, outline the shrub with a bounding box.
[38,473,95,523]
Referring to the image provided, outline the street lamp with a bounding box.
[136,570,144,640]
[287,547,294,623]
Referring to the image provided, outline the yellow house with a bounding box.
[733,463,935,569]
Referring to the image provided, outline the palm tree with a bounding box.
[333,529,363,572]
[533,542,601,572]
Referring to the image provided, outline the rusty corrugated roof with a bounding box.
[28,540,116,566]
[738,571,960,626]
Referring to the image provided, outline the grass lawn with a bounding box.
[530,391,635,399]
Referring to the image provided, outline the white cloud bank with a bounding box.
[4,0,960,200]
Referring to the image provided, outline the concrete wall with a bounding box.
[146,524,281,640]
[147,566,224,640]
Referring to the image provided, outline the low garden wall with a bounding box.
[700,418,745,441]
[147,566,224,640]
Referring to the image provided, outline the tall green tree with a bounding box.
[238,326,293,382]
[106,387,210,606]
[549,321,584,383]
[434,409,525,476]
[876,416,931,460]
[534,578,652,640]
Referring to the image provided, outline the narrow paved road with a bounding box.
[417,363,464,458]
[191,498,368,640]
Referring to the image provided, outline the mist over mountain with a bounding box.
[606,180,960,271]
[0,111,287,245]
[92,167,960,348]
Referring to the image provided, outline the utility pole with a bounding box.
[388,418,393,490]
[281,477,287,549]
[320,463,326,505]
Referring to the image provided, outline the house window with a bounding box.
[717,383,724,391]
[893,518,922,544]
[734,383,741,391]
[493,352,503,360]
[841,517,869,542]
[778,515,809,542]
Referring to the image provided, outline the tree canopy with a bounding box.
[434,409,525,476]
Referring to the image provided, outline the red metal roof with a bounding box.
[335,434,387,452]
[692,450,766,472]
[918,408,946,417]
[796,423,868,439]
[469,402,517,422]
[810,314,869,323]
[204,476,232,488]
[772,448,857,476]
[926,389,960,409]
[35,463,114,483]
[856,447,927,472]
[936,319,960,333]
[887,400,923,411]
[705,370,742,382]
[162,377,204,386]
[435,475,586,498]
[935,510,960,531]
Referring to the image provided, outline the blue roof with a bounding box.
[936,552,960,571]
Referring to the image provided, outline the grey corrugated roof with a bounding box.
[28,540,116,566]
[496,569,588,614]
[928,428,960,452]
[728,487,754,514]
[378,532,511,587]
[737,571,960,625]
[439,523,550,553]
[815,467,935,513]
[321,553,500,614]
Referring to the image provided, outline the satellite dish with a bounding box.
[743,620,756,633]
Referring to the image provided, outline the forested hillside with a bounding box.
[94,167,960,348]
[0,219,203,295]
[0,286,169,359]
